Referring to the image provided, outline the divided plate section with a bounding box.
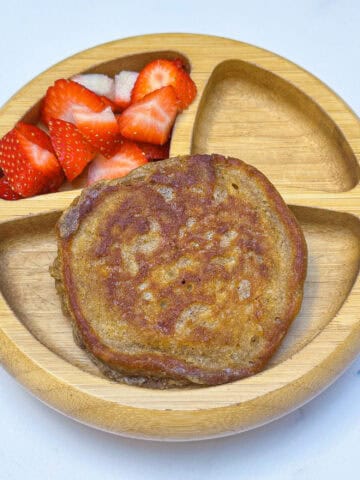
[0,213,101,376]
[0,50,191,207]
[271,206,360,364]
[0,208,359,380]
[20,50,190,126]
[192,60,359,193]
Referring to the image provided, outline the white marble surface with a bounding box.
[0,1,359,478]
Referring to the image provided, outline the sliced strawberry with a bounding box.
[88,141,147,185]
[131,60,177,103]
[64,74,117,111]
[72,105,121,157]
[44,173,65,193]
[48,118,96,181]
[118,86,178,145]
[16,122,55,152]
[0,123,63,197]
[41,79,106,126]
[131,59,197,110]
[99,95,118,112]
[114,71,139,110]
[72,74,114,100]
[137,141,170,161]
[0,176,22,200]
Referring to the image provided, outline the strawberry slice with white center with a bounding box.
[72,105,121,157]
[0,122,64,197]
[131,59,197,110]
[117,85,178,145]
[41,79,106,126]
[88,140,147,185]
[72,74,115,100]
[48,118,96,181]
[114,71,139,110]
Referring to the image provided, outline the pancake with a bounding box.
[51,154,307,388]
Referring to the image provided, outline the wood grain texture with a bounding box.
[0,33,359,440]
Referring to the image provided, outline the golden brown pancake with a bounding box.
[51,154,307,388]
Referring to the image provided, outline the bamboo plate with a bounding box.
[0,33,359,441]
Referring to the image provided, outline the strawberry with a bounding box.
[41,79,106,126]
[72,105,121,157]
[118,86,178,145]
[0,122,63,197]
[48,118,96,181]
[44,173,65,193]
[114,71,139,110]
[131,59,197,110]
[88,140,147,185]
[0,176,22,200]
[98,96,118,112]
[72,74,114,100]
[16,122,54,152]
[137,141,170,161]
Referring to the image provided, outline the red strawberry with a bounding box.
[137,141,170,161]
[41,79,106,126]
[48,118,96,181]
[16,122,55,152]
[44,173,65,193]
[88,140,147,185]
[0,122,63,197]
[118,86,178,145]
[114,71,139,110]
[131,59,197,110]
[0,176,22,200]
[98,96,118,112]
[72,105,121,157]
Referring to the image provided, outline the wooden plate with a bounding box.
[0,33,359,441]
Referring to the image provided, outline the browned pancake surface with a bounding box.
[53,154,307,387]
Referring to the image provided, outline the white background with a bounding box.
[0,1,359,478]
